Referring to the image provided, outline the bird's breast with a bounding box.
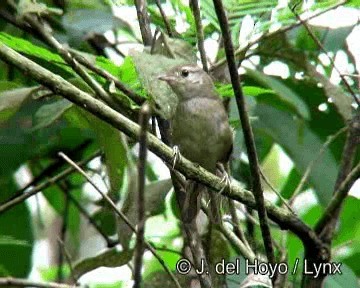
[171,98,232,172]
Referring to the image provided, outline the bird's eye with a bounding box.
[181,69,189,77]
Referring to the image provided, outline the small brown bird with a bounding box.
[159,64,233,222]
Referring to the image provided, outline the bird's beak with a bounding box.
[158,74,176,82]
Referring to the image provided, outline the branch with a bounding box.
[315,161,360,233]
[0,277,78,288]
[290,6,360,106]
[155,0,173,37]
[57,152,181,288]
[189,0,208,72]
[0,150,100,215]
[212,0,276,275]
[134,0,152,45]
[134,103,151,288]
[315,113,360,236]
[0,42,322,250]
[23,16,126,112]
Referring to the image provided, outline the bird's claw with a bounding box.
[172,145,180,170]
[218,171,231,195]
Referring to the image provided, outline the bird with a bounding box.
[158,64,233,223]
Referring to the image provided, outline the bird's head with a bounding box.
[158,64,215,100]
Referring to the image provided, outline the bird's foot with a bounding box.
[172,145,180,170]
[218,171,231,195]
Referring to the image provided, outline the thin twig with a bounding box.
[70,50,144,105]
[0,277,79,288]
[289,127,347,205]
[58,152,181,288]
[65,189,117,247]
[4,141,92,204]
[190,0,208,72]
[259,168,294,213]
[155,0,173,37]
[57,188,70,283]
[0,151,100,215]
[201,200,256,261]
[134,103,151,288]
[212,0,276,277]
[134,0,153,45]
[57,238,78,284]
[24,16,126,112]
[315,127,360,233]
[290,6,360,106]
[227,199,252,251]
[212,0,346,71]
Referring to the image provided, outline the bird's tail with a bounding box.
[180,181,205,223]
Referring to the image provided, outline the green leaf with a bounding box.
[246,69,310,119]
[131,52,186,119]
[253,104,338,206]
[0,177,33,277]
[33,98,73,130]
[72,248,133,280]
[0,85,35,124]
[62,9,114,47]
[73,107,128,197]
[324,264,358,288]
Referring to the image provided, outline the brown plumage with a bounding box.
[159,64,233,222]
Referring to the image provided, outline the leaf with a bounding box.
[0,177,33,277]
[73,107,128,198]
[62,9,114,46]
[0,32,74,78]
[0,32,63,65]
[253,104,338,206]
[72,248,133,280]
[131,52,186,119]
[0,85,36,124]
[33,98,73,130]
[118,178,173,248]
[324,264,358,288]
[246,69,310,119]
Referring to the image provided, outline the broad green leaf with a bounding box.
[0,32,64,65]
[324,264,358,288]
[62,9,114,47]
[72,248,133,280]
[333,197,360,247]
[253,104,338,206]
[0,177,33,277]
[0,84,35,124]
[246,69,310,119]
[73,107,128,198]
[33,98,73,130]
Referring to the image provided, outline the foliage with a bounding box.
[0,0,359,287]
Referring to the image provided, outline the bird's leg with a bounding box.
[216,163,231,195]
[172,145,181,170]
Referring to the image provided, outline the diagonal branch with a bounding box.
[134,0,153,45]
[58,152,181,288]
[189,0,208,72]
[212,0,276,276]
